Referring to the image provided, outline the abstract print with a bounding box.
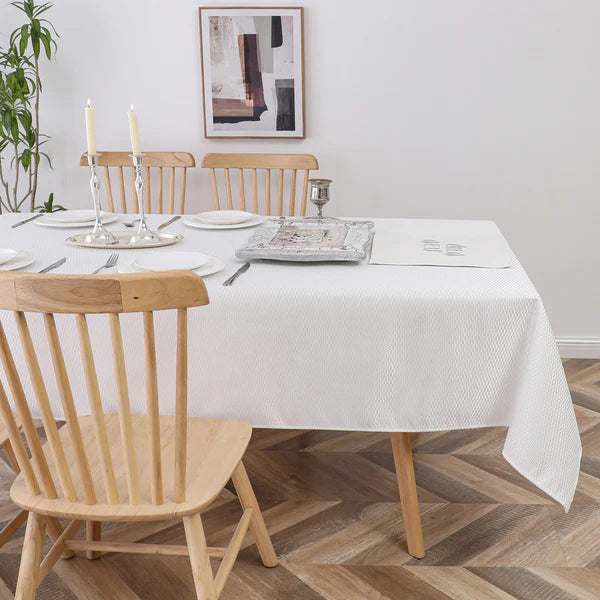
[200,9,304,137]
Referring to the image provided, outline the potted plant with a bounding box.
[0,0,58,213]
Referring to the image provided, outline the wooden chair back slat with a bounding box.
[168,167,176,214]
[143,312,163,505]
[238,169,245,211]
[109,313,141,506]
[15,312,77,502]
[44,313,97,505]
[158,167,164,214]
[0,271,209,509]
[201,153,319,217]
[104,167,115,212]
[277,169,284,216]
[76,314,120,505]
[0,321,57,499]
[80,152,195,214]
[210,168,219,210]
[179,169,187,214]
[301,170,310,217]
[0,378,40,495]
[145,167,152,213]
[266,169,271,215]
[118,167,127,213]
[252,169,258,213]
[289,170,297,216]
[225,169,233,210]
[174,308,188,503]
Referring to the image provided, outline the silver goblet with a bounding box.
[309,178,332,220]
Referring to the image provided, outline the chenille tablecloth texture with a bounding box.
[0,214,581,510]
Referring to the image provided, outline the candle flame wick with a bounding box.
[87,98,91,108]
[130,104,135,112]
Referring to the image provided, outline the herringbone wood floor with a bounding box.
[1,359,600,599]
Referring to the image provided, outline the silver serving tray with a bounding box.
[236,218,374,262]
[66,231,183,249]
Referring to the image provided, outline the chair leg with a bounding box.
[15,513,46,600]
[390,432,425,559]
[2,442,19,473]
[0,509,28,549]
[231,461,277,567]
[85,521,102,559]
[183,513,217,600]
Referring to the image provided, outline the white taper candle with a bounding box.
[85,98,96,155]
[128,104,141,156]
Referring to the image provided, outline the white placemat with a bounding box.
[370,229,514,268]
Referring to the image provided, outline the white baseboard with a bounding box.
[556,337,600,359]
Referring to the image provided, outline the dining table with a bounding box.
[0,213,581,536]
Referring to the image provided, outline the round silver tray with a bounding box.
[65,231,183,249]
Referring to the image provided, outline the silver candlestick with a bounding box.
[84,153,117,245]
[309,178,332,220]
[129,154,159,245]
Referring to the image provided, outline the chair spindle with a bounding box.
[109,313,141,505]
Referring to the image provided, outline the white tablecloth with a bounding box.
[0,214,581,510]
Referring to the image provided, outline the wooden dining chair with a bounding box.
[0,270,277,600]
[201,153,319,216]
[79,152,195,214]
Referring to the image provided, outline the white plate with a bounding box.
[0,251,35,271]
[45,210,105,223]
[133,251,210,272]
[37,213,118,228]
[0,248,18,265]
[182,214,266,230]
[116,255,225,277]
[194,210,255,226]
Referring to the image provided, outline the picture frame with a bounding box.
[199,6,305,139]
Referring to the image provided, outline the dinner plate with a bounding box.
[45,209,105,223]
[0,251,35,271]
[116,255,225,277]
[0,248,18,265]
[133,251,211,272]
[36,213,118,228]
[182,214,266,230]
[194,210,255,226]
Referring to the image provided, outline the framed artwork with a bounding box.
[199,7,305,138]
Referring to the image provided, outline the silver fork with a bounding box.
[91,253,119,274]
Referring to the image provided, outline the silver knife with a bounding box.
[222,262,250,286]
[12,213,43,228]
[39,257,66,273]
[158,215,181,231]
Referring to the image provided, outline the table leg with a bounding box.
[390,432,425,558]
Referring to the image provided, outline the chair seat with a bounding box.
[11,415,251,522]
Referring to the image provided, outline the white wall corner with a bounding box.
[556,338,600,359]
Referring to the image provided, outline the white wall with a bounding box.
[1,0,599,349]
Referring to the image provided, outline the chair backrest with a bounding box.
[201,153,319,217]
[79,152,196,214]
[0,271,209,507]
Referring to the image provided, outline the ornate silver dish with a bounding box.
[66,231,183,249]
[235,218,374,262]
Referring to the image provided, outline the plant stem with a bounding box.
[12,139,20,211]
[30,53,40,212]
